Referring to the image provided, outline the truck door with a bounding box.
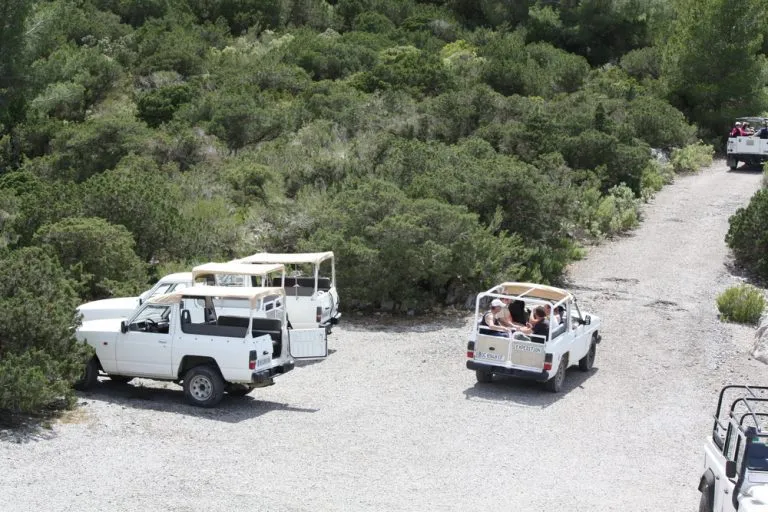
[288,328,328,359]
[116,304,174,378]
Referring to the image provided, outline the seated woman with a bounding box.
[479,299,512,337]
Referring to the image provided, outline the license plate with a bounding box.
[476,351,504,361]
[512,343,542,353]
[256,358,271,368]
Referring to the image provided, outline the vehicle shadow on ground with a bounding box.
[77,379,319,422]
[295,348,337,368]
[341,315,470,333]
[727,166,763,174]
[462,367,599,409]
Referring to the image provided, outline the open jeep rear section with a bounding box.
[466,282,601,393]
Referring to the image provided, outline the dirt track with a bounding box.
[0,160,765,512]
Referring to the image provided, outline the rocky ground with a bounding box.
[1,160,764,512]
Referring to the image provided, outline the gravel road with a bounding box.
[1,161,765,512]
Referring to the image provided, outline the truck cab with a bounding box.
[466,282,602,393]
[74,286,328,407]
[235,252,341,334]
[698,385,768,512]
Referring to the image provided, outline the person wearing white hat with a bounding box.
[730,122,743,138]
[479,298,512,336]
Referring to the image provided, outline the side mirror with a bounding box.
[585,315,591,325]
[120,321,128,334]
[725,460,737,479]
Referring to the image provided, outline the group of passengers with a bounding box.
[730,121,768,139]
[478,298,564,340]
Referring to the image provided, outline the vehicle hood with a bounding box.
[76,318,124,340]
[77,297,139,320]
[741,483,768,510]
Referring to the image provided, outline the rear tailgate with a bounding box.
[474,332,546,370]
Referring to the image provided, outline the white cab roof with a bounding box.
[161,272,193,283]
[148,286,286,308]
[191,262,285,280]
[236,252,334,266]
[494,282,572,302]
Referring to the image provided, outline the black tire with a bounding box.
[74,357,99,391]
[227,384,254,397]
[727,157,738,170]
[545,356,567,393]
[475,369,493,383]
[183,365,225,407]
[578,336,597,372]
[108,375,133,384]
[698,485,714,512]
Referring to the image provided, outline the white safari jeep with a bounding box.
[74,286,328,407]
[698,385,768,512]
[76,272,193,322]
[76,262,286,322]
[466,282,602,392]
[236,252,341,333]
[726,116,768,170]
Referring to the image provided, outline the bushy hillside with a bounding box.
[0,0,766,414]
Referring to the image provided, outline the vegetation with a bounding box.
[716,284,766,325]
[1,0,767,416]
[727,189,768,280]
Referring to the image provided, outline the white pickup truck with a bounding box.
[466,282,602,392]
[74,286,328,407]
[76,262,286,322]
[726,116,768,170]
[698,385,768,512]
[235,252,341,333]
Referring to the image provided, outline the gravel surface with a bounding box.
[1,161,765,512]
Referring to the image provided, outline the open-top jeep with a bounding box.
[727,116,768,170]
[76,262,286,322]
[74,286,328,407]
[698,385,768,512]
[235,252,341,334]
[466,282,602,392]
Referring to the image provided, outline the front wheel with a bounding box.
[183,365,225,407]
[74,357,99,391]
[578,336,597,371]
[545,357,567,393]
[475,369,493,383]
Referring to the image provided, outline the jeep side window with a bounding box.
[129,305,171,333]
[180,297,250,338]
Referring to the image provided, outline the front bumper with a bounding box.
[467,360,550,382]
[252,361,295,383]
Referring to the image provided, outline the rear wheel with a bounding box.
[545,356,567,393]
[578,335,597,371]
[727,156,738,170]
[475,369,493,383]
[74,357,99,391]
[183,365,225,407]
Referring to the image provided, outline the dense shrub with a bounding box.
[670,142,714,174]
[0,247,91,416]
[33,217,147,300]
[717,284,766,325]
[726,189,768,279]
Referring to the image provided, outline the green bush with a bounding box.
[726,188,768,279]
[593,184,640,237]
[716,284,765,325]
[0,247,91,417]
[670,142,714,174]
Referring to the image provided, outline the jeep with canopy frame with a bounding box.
[698,385,768,512]
[235,251,341,333]
[74,286,328,407]
[466,282,602,392]
[726,116,768,170]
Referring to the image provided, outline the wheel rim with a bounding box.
[189,375,213,401]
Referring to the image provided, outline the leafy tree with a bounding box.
[0,247,90,416]
[33,217,147,300]
[0,0,32,130]
[662,0,768,138]
[136,83,194,127]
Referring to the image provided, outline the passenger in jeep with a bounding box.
[530,306,550,341]
[479,299,511,336]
